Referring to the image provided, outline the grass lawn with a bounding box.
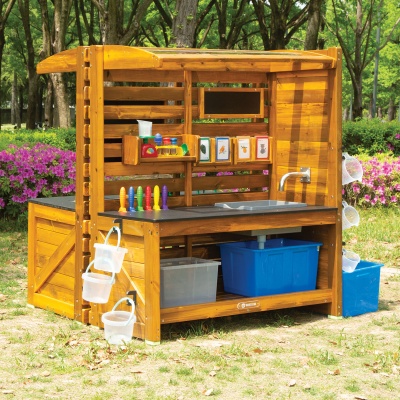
[0,208,399,399]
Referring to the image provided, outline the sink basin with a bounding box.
[214,200,307,211]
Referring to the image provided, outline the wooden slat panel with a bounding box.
[105,69,184,83]
[104,142,122,158]
[192,174,268,191]
[104,86,187,101]
[104,105,185,120]
[104,161,186,176]
[34,229,76,292]
[192,122,268,136]
[277,89,328,104]
[104,124,184,139]
[36,251,75,278]
[192,71,268,84]
[35,267,75,291]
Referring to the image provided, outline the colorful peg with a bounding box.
[137,186,144,211]
[153,185,161,210]
[119,186,127,212]
[162,185,168,210]
[145,186,152,210]
[128,186,136,212]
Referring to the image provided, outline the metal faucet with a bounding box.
[278,167,311,191]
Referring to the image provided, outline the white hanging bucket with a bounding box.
[82,259,115,304]
[101,297,136,345]
[342,249,360,273]
[342,153,363,185]
[342,201,360,230]
[137,120,152,138]
[94,226,128,273]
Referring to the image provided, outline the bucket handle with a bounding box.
[112,296,136,325]
[85,258,115,284]
[104,226,121,248]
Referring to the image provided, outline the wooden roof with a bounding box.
[37,45,337,74]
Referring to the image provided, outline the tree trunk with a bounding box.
[92,0,153,45]
[44,78,53,129]
[38,0,73,128]
[18,0,38,129]
[388,98,395,121]
[171,0,198,47]
[11,72,21,127]
[0,0,17,129]
[304,0,323,50]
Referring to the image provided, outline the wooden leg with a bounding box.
[143,222,161,344]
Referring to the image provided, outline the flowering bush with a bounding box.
[0,144,76,218]
[343,154,400,208]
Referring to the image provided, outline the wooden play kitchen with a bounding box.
[28,45,343,344]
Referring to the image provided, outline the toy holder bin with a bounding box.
[82,258,115,303]
[342,152,363,184]
[94,226,128,273]
[101,297,136,345]
[342,249,360,273]
[342,201,360,230]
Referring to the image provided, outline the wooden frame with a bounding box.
[30,45,343,344]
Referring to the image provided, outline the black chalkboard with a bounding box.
[203,90,262,116]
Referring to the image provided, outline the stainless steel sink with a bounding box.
[214,200,307,210]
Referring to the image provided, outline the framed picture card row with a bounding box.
[198,136,272,165]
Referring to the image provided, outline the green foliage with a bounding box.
[342,119,400,156]
[0,128,76,151]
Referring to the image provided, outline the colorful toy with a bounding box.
[145,186,152,210]
[119,187,127,212]
[162,185,168,210]
[136,186,144,211]
[128,186,135,212]
[153,185,161,210]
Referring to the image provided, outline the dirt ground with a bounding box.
[1,266,400,400]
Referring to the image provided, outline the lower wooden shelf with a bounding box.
[160,288,333,324]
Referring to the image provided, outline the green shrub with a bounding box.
[0,128,76,151]
[342,119,400,156]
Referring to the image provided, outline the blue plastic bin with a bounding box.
[219,239,322,296]
[342,260,383,317]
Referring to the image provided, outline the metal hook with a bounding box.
[113,218,123,234]
[126,290,137,306]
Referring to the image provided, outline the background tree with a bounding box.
[327,0,400,120]
[0,0,16,128]
[171,0,198,47]
[251,0,309,50]
[90,0,153,45]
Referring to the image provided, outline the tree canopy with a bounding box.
[0,0,399,127]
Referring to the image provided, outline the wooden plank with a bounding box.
[160,289,333,324]
[31,293,75,319]
[192,122,268,136]
[104,124,184,139]
[104,105,186,120]
[104,86,187,102]
[103,45,161,69]
[158,210,336,237]
[29,204,75,225]
[105,69,184,83]
[192,174,268,191]
[36,252,75,278]
[277,89,328,104]
[192,71,268,84]
[143,222,161,344]
[36,48,78,74]
[104,161,186,176]
[27,203,37,305]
